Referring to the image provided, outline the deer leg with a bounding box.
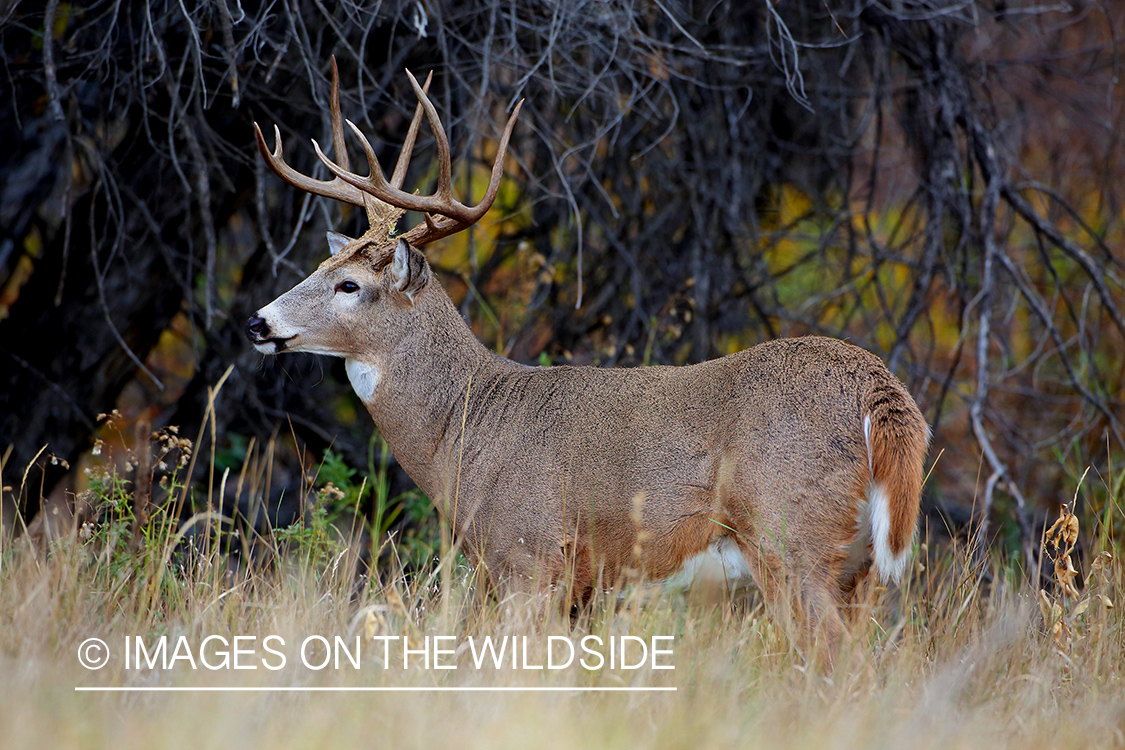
[732,537,796,636]
[734,536,847,668]
[838,561,876,629]
[797,576,846,668]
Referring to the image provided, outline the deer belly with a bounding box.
[660,535,752,591]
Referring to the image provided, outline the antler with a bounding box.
[255,57,523,249]
[313,70,523,247]
[253,57,432,234]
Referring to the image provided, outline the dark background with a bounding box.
[1,0,1122,563]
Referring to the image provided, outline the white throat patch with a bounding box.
[345,358,380,403]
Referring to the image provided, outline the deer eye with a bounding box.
[336,280,360,294]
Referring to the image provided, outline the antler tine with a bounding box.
[253,122,368,208]
[359,71,433,226]
[318,119,454,218]
[328,56,350,174]
[412,97,524,227]
[474,98,524,221]
[390,70,433,190]
[316,122,393,197]
[312,72,434,217]
[404,69,453,199]
[253,55,371,210]
[328,56,385,224]
[307,69,432,214]
[397,97,524,247]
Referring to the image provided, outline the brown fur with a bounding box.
[248,239,930,662]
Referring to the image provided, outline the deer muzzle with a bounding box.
[245,313,294,353]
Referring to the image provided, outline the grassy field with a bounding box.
[1,436,1122,750]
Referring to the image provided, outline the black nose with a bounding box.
[246,315,269,340]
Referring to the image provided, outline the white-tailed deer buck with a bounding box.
[247,58,930,660]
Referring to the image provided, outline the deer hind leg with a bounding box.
[797,576,847,667]
[838,559,876,629]
[731,538,797,645]
[733,536,847,668]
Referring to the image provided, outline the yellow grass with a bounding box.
[1,451,1122,749]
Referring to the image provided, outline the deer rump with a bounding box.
[441,336,928,610]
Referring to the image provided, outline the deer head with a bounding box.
[246,58,522,366]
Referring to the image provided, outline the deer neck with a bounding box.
[348,284,513,504]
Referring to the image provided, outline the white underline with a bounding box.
[75,686,676,693]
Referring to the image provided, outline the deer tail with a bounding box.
[862,382,930,583]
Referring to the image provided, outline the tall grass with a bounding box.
[0,428,1121,750]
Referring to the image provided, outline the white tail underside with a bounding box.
[867,482,909,583]
[863,412,910,583]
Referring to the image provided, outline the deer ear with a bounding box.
[390,239,430,302]
[326,230,353,256]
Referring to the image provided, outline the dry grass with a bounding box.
[1,446,1122,750]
